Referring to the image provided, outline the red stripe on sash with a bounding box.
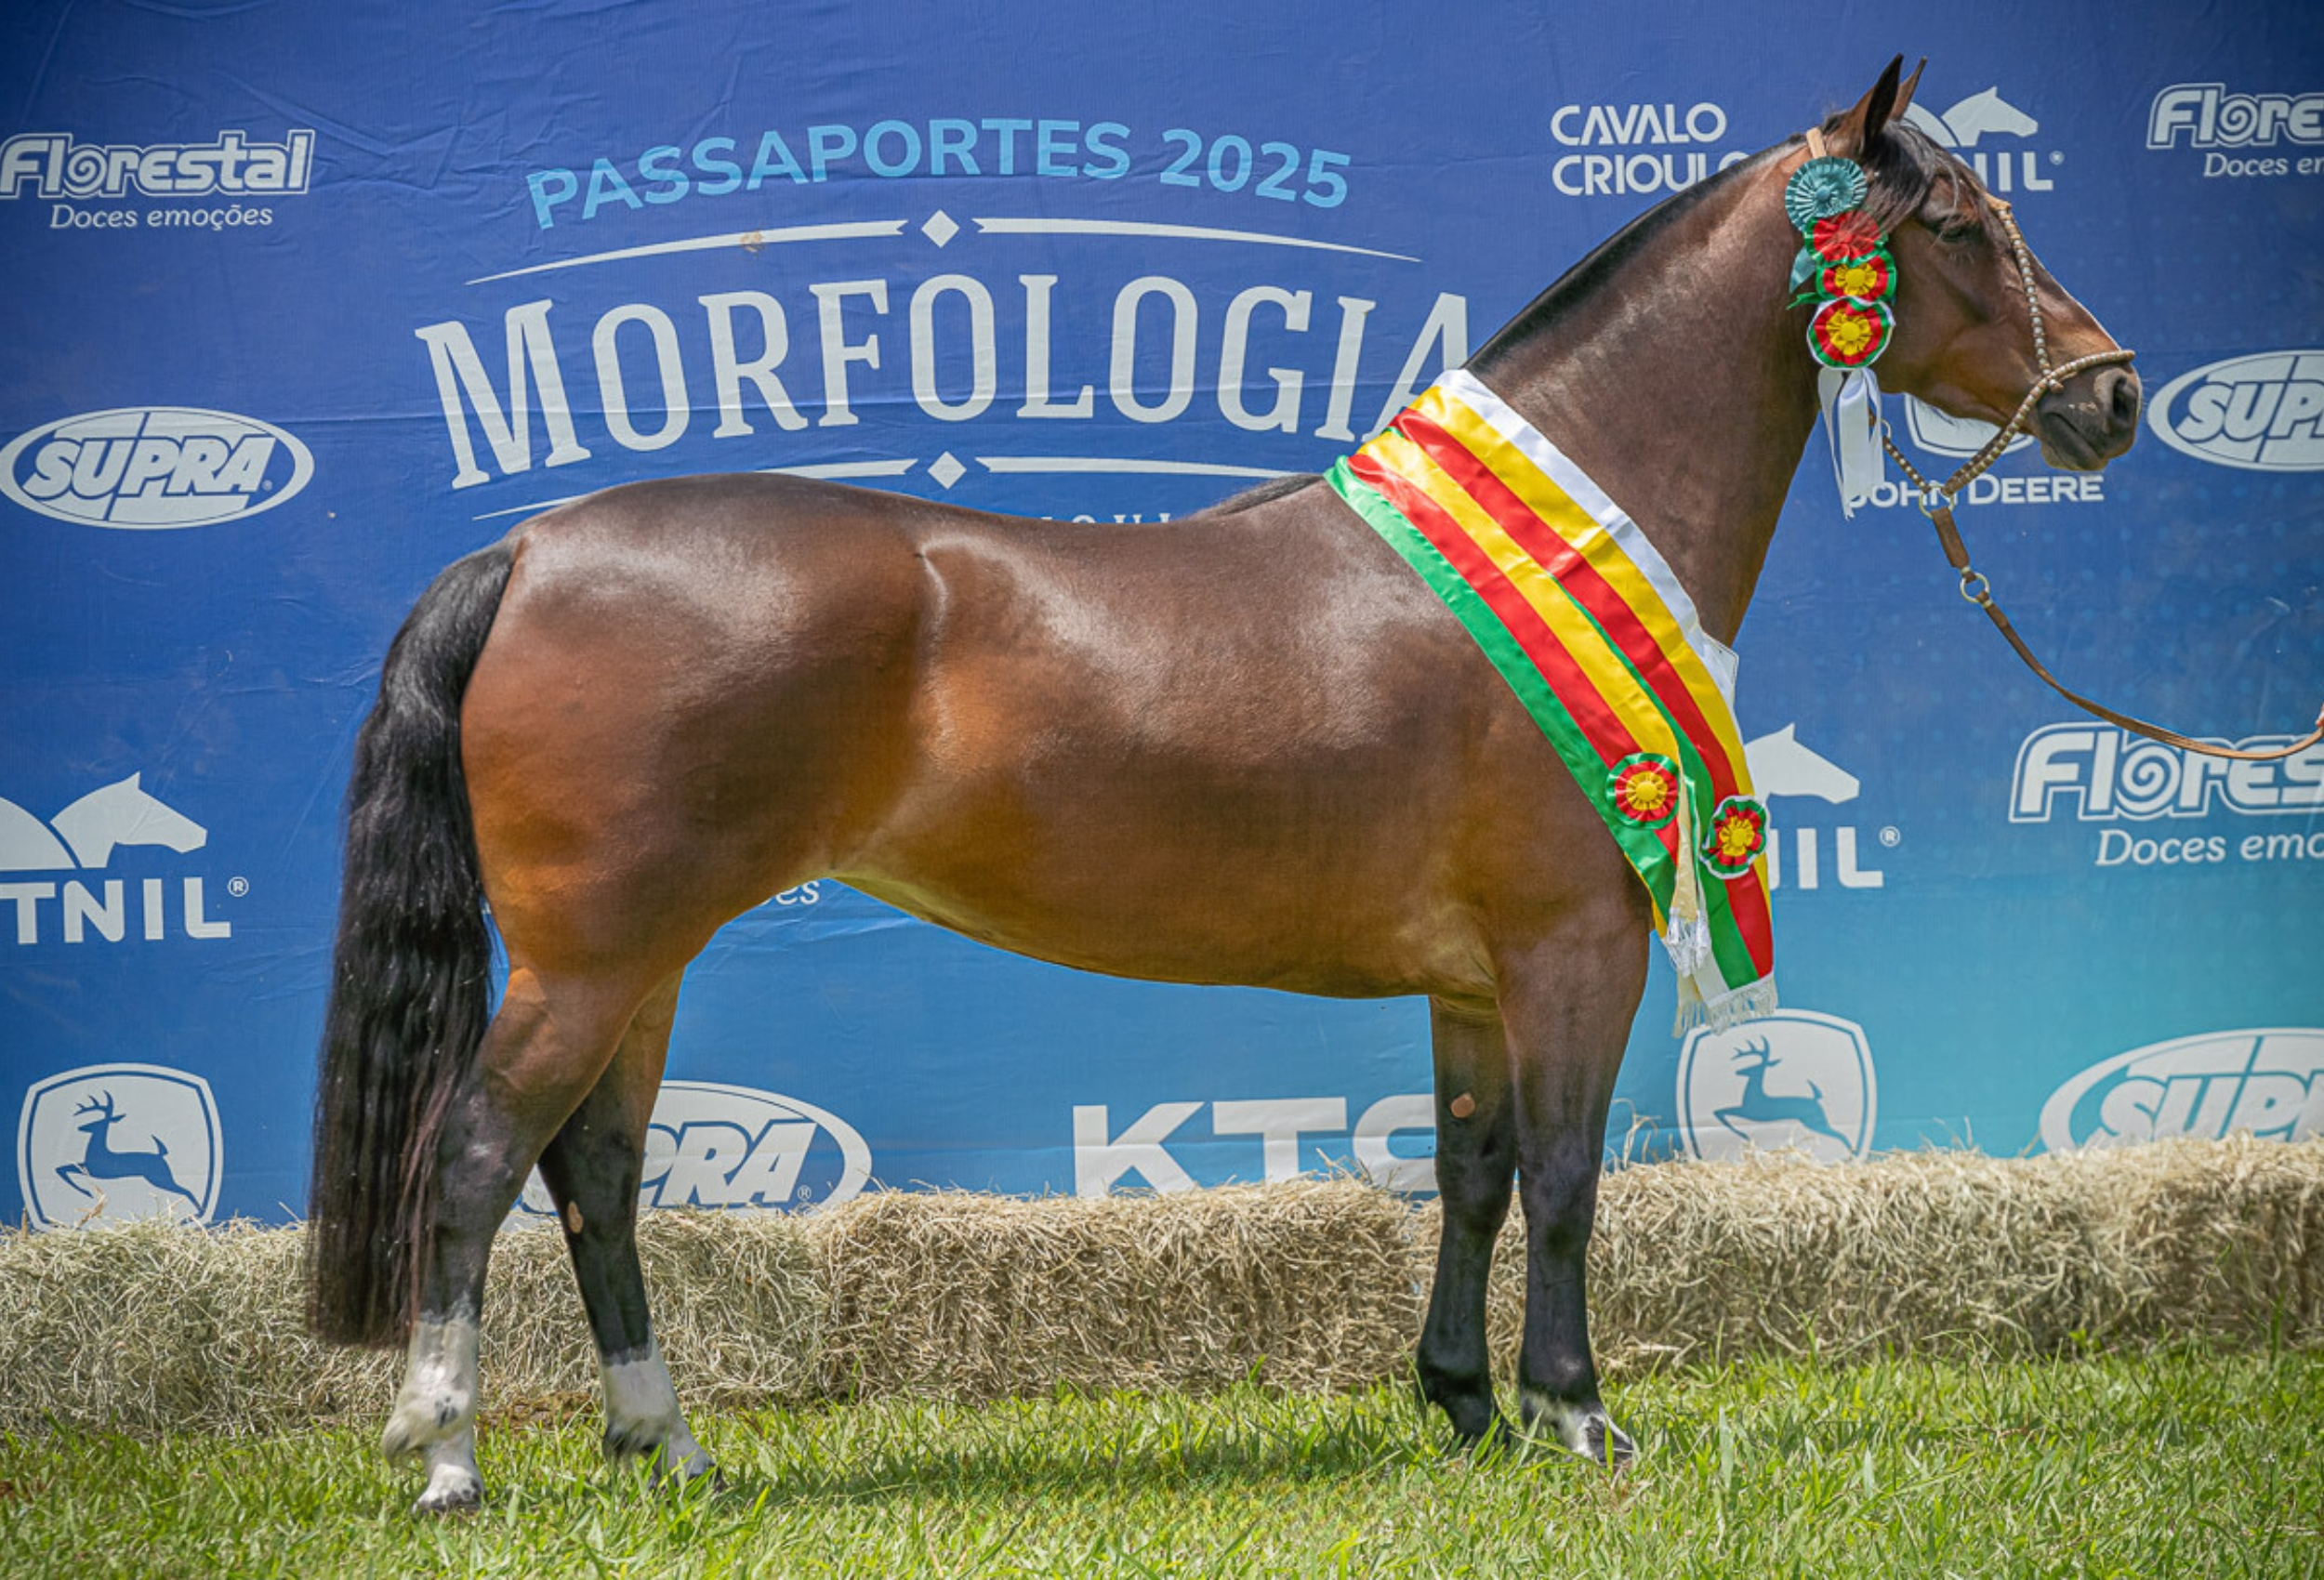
[1348,453,1637,764]
[1393,412,1739,800]
[1384,415,1775,965]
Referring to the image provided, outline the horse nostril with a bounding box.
[2099,367,2142,429]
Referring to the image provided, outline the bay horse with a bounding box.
[308,58,2140,1511]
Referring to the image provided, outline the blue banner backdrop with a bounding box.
[4,1,2320,1230]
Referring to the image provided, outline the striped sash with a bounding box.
[1327,369,1776,1031]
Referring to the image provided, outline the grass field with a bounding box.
[5,1349,2318,1578]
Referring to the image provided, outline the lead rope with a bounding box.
[1871,193,2324,763]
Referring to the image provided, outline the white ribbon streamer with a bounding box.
[1817,364,1884,518]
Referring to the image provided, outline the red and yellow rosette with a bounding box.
[1809,296,1893,368]
[1701,796,1769,878]
[1818,248,1894,303]
[1608,752,1682,829]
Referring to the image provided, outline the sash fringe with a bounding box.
[1674,975,1780,1036]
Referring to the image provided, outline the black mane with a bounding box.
[1471,119,1954,375]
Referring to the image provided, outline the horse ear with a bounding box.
[1834,54,1908,155]
[1891,58,1927,125]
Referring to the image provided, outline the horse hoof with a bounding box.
[412,1469,483,1516]
[1588,1415,1639,1470]
[1523,1393,1638,1468]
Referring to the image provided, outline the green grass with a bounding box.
[4,1350,2318,1578]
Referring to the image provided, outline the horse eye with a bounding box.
[1929,216,1985,246]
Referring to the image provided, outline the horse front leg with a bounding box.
[1497,914,1650,1467]
[533,970,715,1484]
[1414,995,1516,1446]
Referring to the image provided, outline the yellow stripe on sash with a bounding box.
[1415,387,1753,778]
[1365,428,1689,777]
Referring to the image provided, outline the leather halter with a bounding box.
[1799,127,2324,763]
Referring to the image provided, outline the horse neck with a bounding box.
[47,789,120,867]
[1475,160,1818,645]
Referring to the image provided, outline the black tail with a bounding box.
[306,540,515,1347]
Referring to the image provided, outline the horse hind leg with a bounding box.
[379,965,645,1512]
[532,970,714,1483]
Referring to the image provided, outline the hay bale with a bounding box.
[2112,1134,2324,1348]
[810,1179,1419,1400]
[1442,1138,2324,1377]
[0,1210,822,1437]
[3,1139,2317,1436]
[0,1216,392,1437]
[1571,1147,2145,1374]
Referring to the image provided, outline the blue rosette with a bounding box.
[1784,155,1868,232]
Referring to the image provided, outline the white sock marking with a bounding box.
[382,1316,481,1462]
[601,1341,712,1478]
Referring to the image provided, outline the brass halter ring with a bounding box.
[1880,195,2138,508]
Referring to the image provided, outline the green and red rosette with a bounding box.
[1809,296,1893,366]
[1818,247,1894,302]
[1608,752,1682,829]
[1701,796,1769,877]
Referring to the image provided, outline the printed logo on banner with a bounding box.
[2009,722,2324,872]
[17,1063,222,1228]
[519,120,1354,233]
[2146,85,2324,180]
[515,1080,871,1216]
[1677,1010,1876,1162]
[1900,394,2034,462]
[1868,394,2109,512]
[2039,1028,2324,1150]
[1,408,314,528]
[414,269,1466,504]
[1547,97,1751,198]
[1,129,314,233]
[1072,1093,1434,1196]
[1744,724,1893,891]
[2146,352,2324,472]
[1901,87,2058,196]
[0,772,242,944]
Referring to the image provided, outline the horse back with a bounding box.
[459,472,1625,997]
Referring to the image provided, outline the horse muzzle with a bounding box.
[2035,363,2142,471]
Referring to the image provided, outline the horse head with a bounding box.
[1829,57,2139,474]
[47,772,209,869]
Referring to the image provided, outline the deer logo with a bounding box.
[56,1090,203,1210]
[1713,1040,1851,1150]
[1678,1010,1877,1164]
[15,1063,221,1227]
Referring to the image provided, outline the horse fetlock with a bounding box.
[1414,1358,1504,1445]
[383,1316,480,1461]
[600,1343,710,1479]
[1520,1388,1637,1468]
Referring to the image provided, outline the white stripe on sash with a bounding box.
[1434,368,1740,704]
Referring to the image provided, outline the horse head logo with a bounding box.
[1904,87,2040,149]
[0,773,209,871]
[1743,724,1860,804]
